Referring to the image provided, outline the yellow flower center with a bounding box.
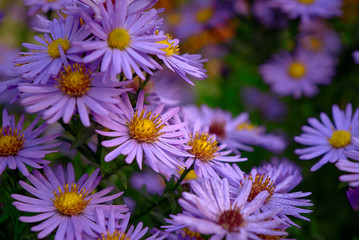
[98,230,130,240]
[52,183,90,216]
[236,123,256,131]
[256,232,287,239]
[196,7,214,23]
[307,37,323,51]
[177,168,197,181]
[328,130,351,148]
[188,132,219,162]
[108,28,131,50]
[218,207,244,232]
[128,110,164,143]
[288,61,307,79]
[157,34,180,56]
[246,174,276,202]
[0,127,24,156]
[56,63,92,97]
[297,0,315,4]
[48,38,70,58]
[182,228,204,240]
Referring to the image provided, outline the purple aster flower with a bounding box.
[259,49,335,98]
[23,0,71,15]
[75,0,166,82]
[295,103,359,171]
[14,15,90,84]
[164,178,287,239]
[219,159,313,227]
[95,91,191,172]
[346,187,359,213]
[297,20,341,56]
[184,120,246,179]
[0,109,60,176]
[11,163,127,240]
[130,169,165,195]
[155,31,207,85]
[87,208,165,240]
[336,137,359,187]
[18,63,130,127]
[271,0,342,22]
[181,105,286,154]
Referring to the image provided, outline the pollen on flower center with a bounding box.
[182,228,204,240]
[328,130,351,148]
[0,127,24,156]
[196,7,214,23]
[246,174,276,202]
[288,61,307,79]
[297,0,315,4]
[308,37,323,51]
[52,183,90,216]
[218,207,244,232]
[157,34,180,56]
[237,123,256,131]
[98,230,130,240]
[56,63,92,97]
[177,168,197,181]
[209,120,226,139]
[48,38,70,58]
[128,110,164,143]
[108,28,131,50]
[256,232,288,240]
[188,132,220,162]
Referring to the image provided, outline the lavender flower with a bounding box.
[14,15,90,84]
[346,187,359,213]
[295,104,359,171]
[336,137,359,187]
[184,121,246,179]
[11,163,127,239]
[220,159,313,227]
[164,178,287,240]
[87,208,165,240]
[271,0,342,22]
[0,109,59,176]
[155,31,207,85]
[96,91,191,172]
[18,63,130,127]
[75,0,166,81]
[259,49,335,98]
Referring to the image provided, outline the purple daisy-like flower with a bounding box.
[219,159,313,227]
[336,137,359,187]
[259,49,335,98]
[271,0,342,22]
[75,0,166,82]
[14,15,90,84]
[23,0,71,15]
[184,120,246,179]
[155,31,207,85]
[11,163,127,240]
[295,103,359,171]
[346,187,359,213]
[95,91,191,172]
[164,178,287,240]
[0,109,60,176]
[181,105,286,154]
[18,63,130,127]
[87,208,165,240]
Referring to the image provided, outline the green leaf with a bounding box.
[70,125,96,150]
[116,170,128,190]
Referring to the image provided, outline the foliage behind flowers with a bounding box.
[0,0,359,239]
